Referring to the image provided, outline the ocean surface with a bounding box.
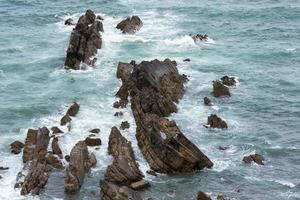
[0,0,300,199]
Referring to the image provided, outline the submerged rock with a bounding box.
[65,10,103,70]
[120,121,130,130]
[206,114,228,129]
[65,141,96,193]
[190,34,208,42]
[213,80,230,97]
[183,58,191,62]
[90,128,100,133]
[10,140,24,154]
[0,166,9,170]
[243,154,265,165]
[65,18,76,26]
[204,97,212,106]
[217,195,233,200]
[116,16,143,34]
[221,76,236,86]
[114,111,124,117]
[218,146,229,151]
[197,191,212,200]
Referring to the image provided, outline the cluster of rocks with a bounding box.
[197,191,234,200]
[190,34,208,42]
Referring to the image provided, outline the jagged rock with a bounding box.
[20,160,49,195]
[97,15,104,20]
[60,114,72,126]
[221,76,236,86]
[114,111,124,117]
[115,59,213,173]
[120,121,130,130]
[23,129,38,163]
[85,137,101,146]
[213,80,230,97]
[190,34,208,42]
[10,140,24,154]
[65,9,103,70]
[130,180,150,190]
[116,62,134,104]
[105,127,143,184]
[51,126,64,134]
[197,191,212,200]
[67,102,80,116]
[65,141,95,193]
[146,170,157,177]
[65,18,76,25]
[52,137,63,158]
[206,114,228,129]
[204,97,212,106]
[46,153,64,169]
[100,181,143,200]
[217,195,233,200]
[33,127,50,162]
[0,166,9,170]
[183,58,191,62]
[243,154,265,165]
[90,128,100,133]
[116,16,143,34]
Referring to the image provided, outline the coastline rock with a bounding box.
[85,137,102,146]
[100,181,142,200]
[243,154,265,165]
[65,141,96,193]
[120,121,130,130]
[213,80,230,97]
[197,191,212,200]
[46,153,64,169]
[90,128,100,133]
[64,9,103,70]
[114,111,124,117]
[51,126,64,134]
[65,155,70,162]
[221,76,236,86]
[60,114,72,126]
[116,16,143,34]
[206,114,228,129]
[52,137,63,158]
[130,179,150,190]
[67,102,80,117]
[190,34,208,42]
[0,166,9,170]
[22,129,38,163]
[146,170,157,177]
[10,140,24,154]
[65,18,76,26]
[204,97,212,106]
[183,58,191,62]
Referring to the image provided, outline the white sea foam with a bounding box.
[274,180,296,188]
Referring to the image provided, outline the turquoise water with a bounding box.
[0,0,300,199]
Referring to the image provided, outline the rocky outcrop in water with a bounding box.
[90,128,100,133]
[10,140,24,154]
[52,137,63,158]
[213,80,230,97]
[190,34,208,42]
[116,16,143,34]
[221,76,236,86]
[120,121,130,130]
[100,181,143,200]
[197,191,212,200]
[205,114,228,129]
[243,154,265,165]
[115,59,213,173]
[204,97,212,106]
[65,10,103,70]
[65,141,96,193]
[65,18,76,26]
[51,126,63,134]
[22,129,38,163]
[85,136,102,146]
[60,102,80,126]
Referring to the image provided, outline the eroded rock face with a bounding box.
[206,114,228,129]
[65,141,96,193]
[130,180,150,190]
[23,129,38,163]
[221,76,236,86]
[115,59,213,173]
[52,137,63,158]
[213,80,230,97]
[243,154,265,165]
[100,181,142,200]
[10,140,24,154]
[116,16,143,34]
[61,114,72,126]
[65,10,103,70]
[46,153,64,169]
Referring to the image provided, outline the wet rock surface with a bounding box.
[90,128,100,133]
[221,76,236,86]
[243,154,265,165]
[0,166,9,170]
[51,126,64,134]
[130,179,150,190]
[213,80,230,97]
[65,10,103,70]
[67,102,80,116]
[120,121,130,130]
[65,141,96,193]
[60,114,72,126]
[190,34,208,42]
[46,153,64,169]
[116,16,143,34]
[85,137,102,146]
[197,191,212,200]
[52,137,63,158]
[204,97,212,106]
[206,114,228,129]
[10,140,24,154]
[100,181,143,200]
[65,18,76,25]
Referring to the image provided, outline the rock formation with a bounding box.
[243,154,265,165]
[221,76,236,86]
[100,181,142,200]
[120,121,130,130]
[10,140,24,154]
[206,114,228,129]
[116,16,143,34]
[51,126,64,134]
[65,18,76,26]
[65,141,96,193]
[197,191,212,200]
[90,128,100,133]
[52,137,63,158]
[213,80,230,97]
[65,9,103,70]
[204,97,212,106]
[60,102,80,126]
[190,34,208,42]
[85,136,102,146]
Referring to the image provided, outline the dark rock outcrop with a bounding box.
[85,137,102,146]
[130,180,150,190]
[206,114,228,129]
[65,18,76,26]
[204,97,212,106]
[65,10,103,70]
[190,34,208,42]
[213,80,230,97]
[221,76,236,86]
[10,140,24,154]
[243,154,265,165]
[67,102,80,117]
[51,126,64,134]
[65,141,96,193]
[183,58,191,62]
[218,146,229,151]
[52,137,63,158]
[217,195,233,200]
[116,16,143,34]
[120,121,130,130]
[114,111,124,117]
[197,191,212,200]
[22,129,38,163]
[100,181,142,200]
[115,59,213,173]
[46,153,64,170]
[0,166,9,170]
[90,128,100,133]
[60,114,72,126]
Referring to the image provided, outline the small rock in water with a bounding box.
[10,140,24,154]
[221,76,236,86]
[217,194,233,200]
[97,15,104,20]
[116,16,143,34]
[243,154,265,165]
[65,18,75,25]
[190,34,208,42]
[114,111,124,117]
[204,97,212,106]
[60,114,71,126]
[85,137,102,146]
[120,121,130,130]
[0,166,9,170]
[197,191,212,200]
[183,58,191,62]
[213,80,230,97]
[67,102,80,117]
[51,126,63,134]
[89,128,100,134]
[130,179,150,190]
[206,114,228,129]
